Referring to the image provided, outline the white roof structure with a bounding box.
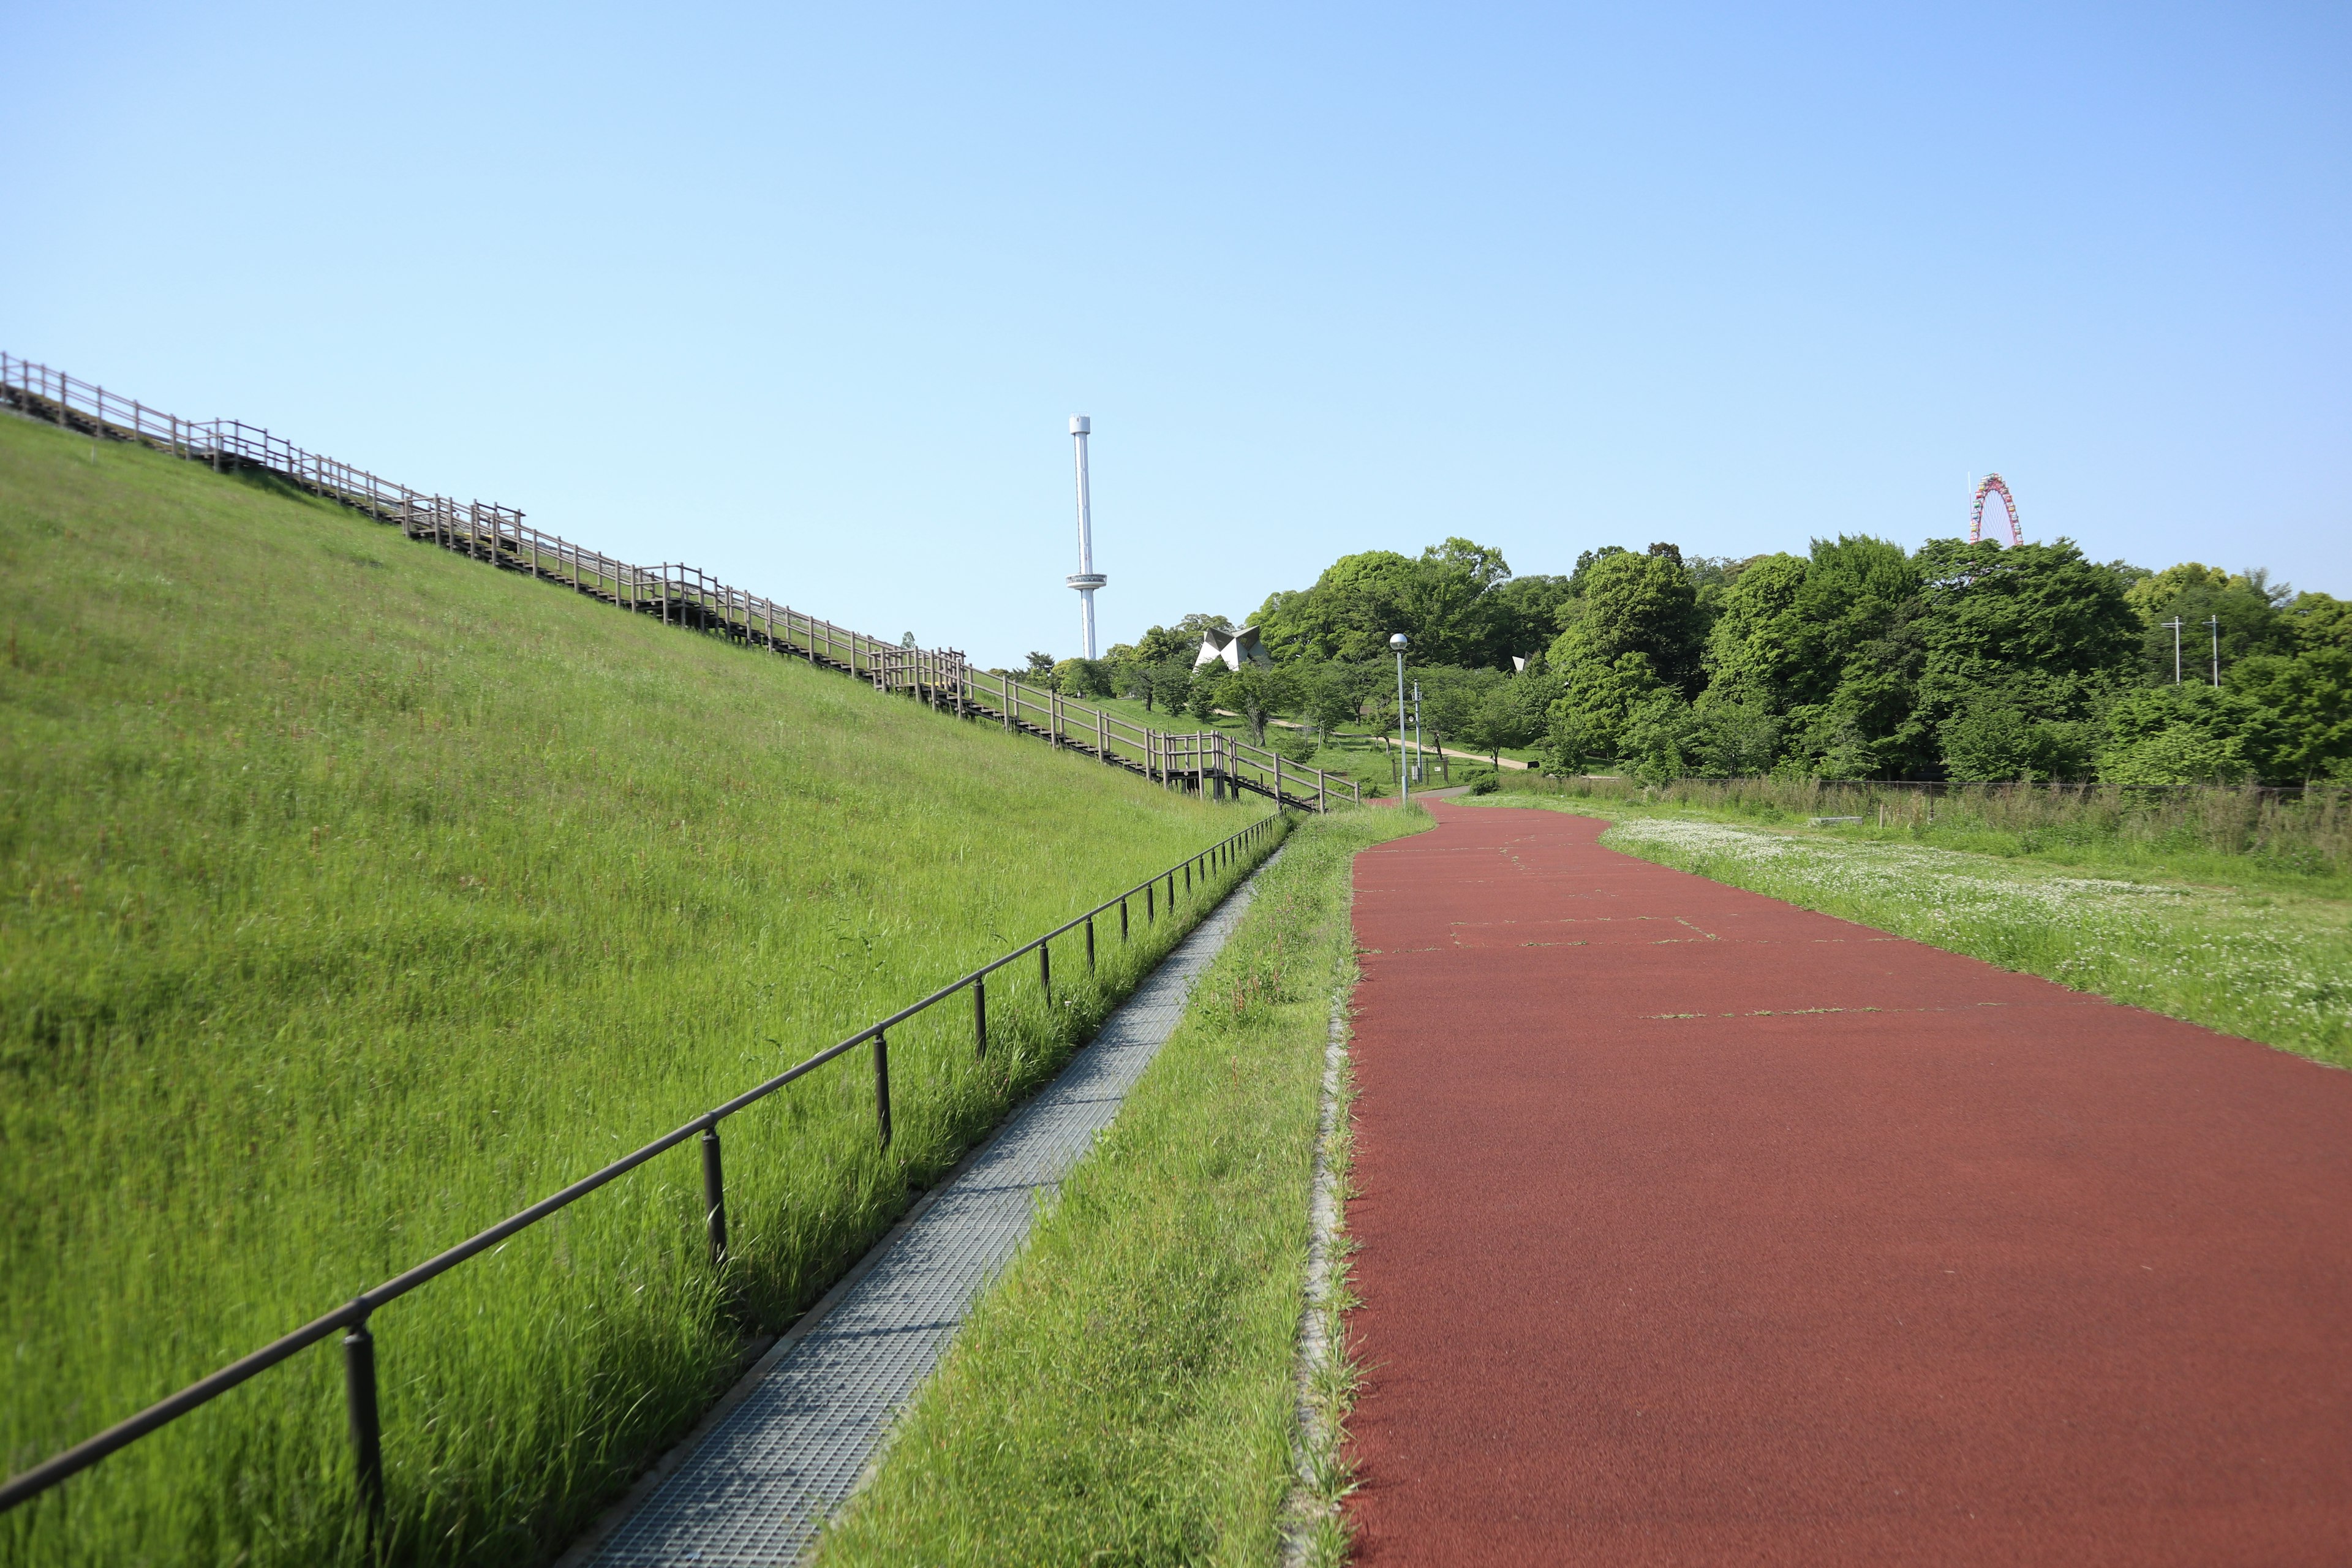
[1193,625,1272,672]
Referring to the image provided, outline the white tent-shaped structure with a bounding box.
[1193,625,1272,672]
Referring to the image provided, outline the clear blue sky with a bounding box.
[9,2,2345,666]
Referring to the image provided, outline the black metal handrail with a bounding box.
[0,810,1288,1517]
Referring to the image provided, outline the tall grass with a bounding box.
[816,807,1427,1567]
[1498,771,2352,886]
[0,414,1264,1566]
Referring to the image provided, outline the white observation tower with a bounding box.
[1066,415,1106,659]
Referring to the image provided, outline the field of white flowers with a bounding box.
[1562,812,2348,1068]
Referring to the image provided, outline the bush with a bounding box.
[1270,729,1319,764]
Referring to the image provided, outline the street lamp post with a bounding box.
[2163,617,2183,684]
[2206,615,2220,686]
[1390,633,1409,807]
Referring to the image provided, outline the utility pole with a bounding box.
[2163,617,2183,684]
[1412,682,1424,786]
[2206,615,2220,686]
[1390,633,1409,807]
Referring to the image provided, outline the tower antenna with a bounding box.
[1065,416,1106,659]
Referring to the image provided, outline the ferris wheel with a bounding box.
[1970,474,2022,546]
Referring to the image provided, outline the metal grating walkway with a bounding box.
[579,863,1270,1566]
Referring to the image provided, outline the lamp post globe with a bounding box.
[1390,635,1409,804]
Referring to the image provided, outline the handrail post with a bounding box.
[1039,939,1051,1001]
[873,1030,893,1148]
[343,1314,386,1528]
[1085,914,1096,971]
[699,1126,728,1267]
[973,977,987,1059]
[1120,897,1129,942]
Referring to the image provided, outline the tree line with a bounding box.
[1015,534,2351,785]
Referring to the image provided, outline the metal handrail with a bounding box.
[0,810,1287,1514]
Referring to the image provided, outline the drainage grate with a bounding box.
[581,864,1270,1566]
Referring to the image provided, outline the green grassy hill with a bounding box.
[0,413,1264,1566]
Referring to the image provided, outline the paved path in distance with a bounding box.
[1343,802,2352,1566]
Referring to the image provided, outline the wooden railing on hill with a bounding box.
[0,353,1360,811]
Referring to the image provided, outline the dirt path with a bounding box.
[1343,803,2352,1566]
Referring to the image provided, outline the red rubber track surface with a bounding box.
[1343,803,2352,1566]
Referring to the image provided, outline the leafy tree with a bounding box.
[1546,650,1668,760]
[1620,691,1701,783]
[2097,685,2258,784]
[1298,660,1367,741]
[1567,545,1631,594]
[1485,575,1575,668]
[1461,671,1551,764]
[1405,666,1491,782]
[1938,693,2095,782]
[1255,551,1416,663]
[1253,538,1523,668]
[1050,658,1115,698]
[1185,671,1223,724]
[1218,666,1294,744]
[2127,564,2294,682]
[1910,538,2138,759]
[2228,647,2352,781]
[1269,729,1320,764]
[2286,591,2352,655]
[1703,553,1811,708]
[1148,659,1194,715]
[1025,651,1057,678]
[1234,530,2338,786]
[1547,550,1708,696]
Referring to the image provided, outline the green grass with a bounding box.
[1492,771,2352,890]
[0,413,1274,1566]
[1462,791,2352,1069]
[814,805,1428,1567]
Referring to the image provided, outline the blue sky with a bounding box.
[8,1,2345,666]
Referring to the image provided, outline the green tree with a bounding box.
[1937,695,2095,782]
[2286,590,2352,655]
[1703,552,1811,708]
[1050,658,1114,698]
[1911,538,2138,777]
[1546,650,1668,760]
[2128,564,2293,683]
[1218,665,1295,744]
[2097,685,2259,785]
[1547,550,1708,696]
[1298,660,1366,742]
[1485,575,1575,668]
[2227,648,2352,781]
[1253,538,1520,668]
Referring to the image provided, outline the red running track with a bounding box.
[1343,802,2352,1566]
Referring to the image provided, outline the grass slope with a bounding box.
[816,806,1427,1567]
[1462,793,2351,1068]
[0,415,1265,1566]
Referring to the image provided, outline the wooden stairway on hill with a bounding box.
[1,352,1362,811]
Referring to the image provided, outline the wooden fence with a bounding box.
[0,353,1360,811]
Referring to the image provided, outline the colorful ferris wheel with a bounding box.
[1970,473,2022,546]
